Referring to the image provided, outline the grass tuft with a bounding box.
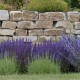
[0,56,17,75]
[28,58,60,74]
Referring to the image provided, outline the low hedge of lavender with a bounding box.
[0,35,80,73]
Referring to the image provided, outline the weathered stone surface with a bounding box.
[67,12,79,22]
[56,36,62,41]
[29,29,43,36]
[0,37,12,42]
[69,34,76,39]
[38,36,55,42]
[44,29,63,36]
[65,29,71,34]
[2,21,17,29]
[49,12,66,21]
[10,11,22,21]
[17,21,34,29]
[55,21,73,29]
[27,36,37,42]
[13,36,27,41]
[77,35,80,38]
[0,10,9,20]
[39,12,50,21]
[22,11,38,21]
[15,29,27,36]
[71,29,80,34]
[0,29,15,36]
[33,21,53,29]
[74,22,80,29]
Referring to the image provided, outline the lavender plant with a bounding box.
[0,34,80,73]
[0,39,32,73]
[60,35,80,72]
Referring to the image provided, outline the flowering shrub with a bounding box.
[0,35,80,73]
[0,39,32,73]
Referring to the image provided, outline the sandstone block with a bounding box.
[33,21,53,29]
[0,37,12,42]
[56,36,62,41]
[29,29,43,36]
[13,36,27,41]
[77,35,80,38]
[71,29,80,34]
[44,29,63,36]
[67,12,79,22]
[69,34,76,38]
[0,29,15,36]
[39,12,50,21]
[27,36,37,42]
[65,29,71,34]
[0,10,9,20]
[38,36,55,42]
[10,11,22,21]
[55,21,73,29]
[15,29,27,36]
[49,12,66,21]
[22,11,38,21]
[74,22,80,29]
[17,21,34,29]
[2,21,17,29]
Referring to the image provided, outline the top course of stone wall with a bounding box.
[1,10,79,21]
[0,10,80,42]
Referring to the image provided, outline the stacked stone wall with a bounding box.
[0,10,79,42]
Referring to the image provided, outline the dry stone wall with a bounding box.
[0,10,80,42]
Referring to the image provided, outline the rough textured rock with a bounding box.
[55,21,73,29]
[27,36,37,42]
[44,29,63,36]
[15,29,27,36]
[0,10,9,20]
[10,11,22,21]
[56,36,62,41]
[38,36,55,42]
[13,36,27,41]
[0,29,15,36]
[71,29,80,34]
[39,12,50,21]
[29,29,43,36]
[77,35,80,38]
[67,12,79,22]
[2,21,17,29]
[17,21,34,29]
[65,29,71,34]
[0,37,12,42]
[22,11,38,21]
[0,10,79,42]
[49,12,66,21]
[33,21,53,29]
[74,22,80,29]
